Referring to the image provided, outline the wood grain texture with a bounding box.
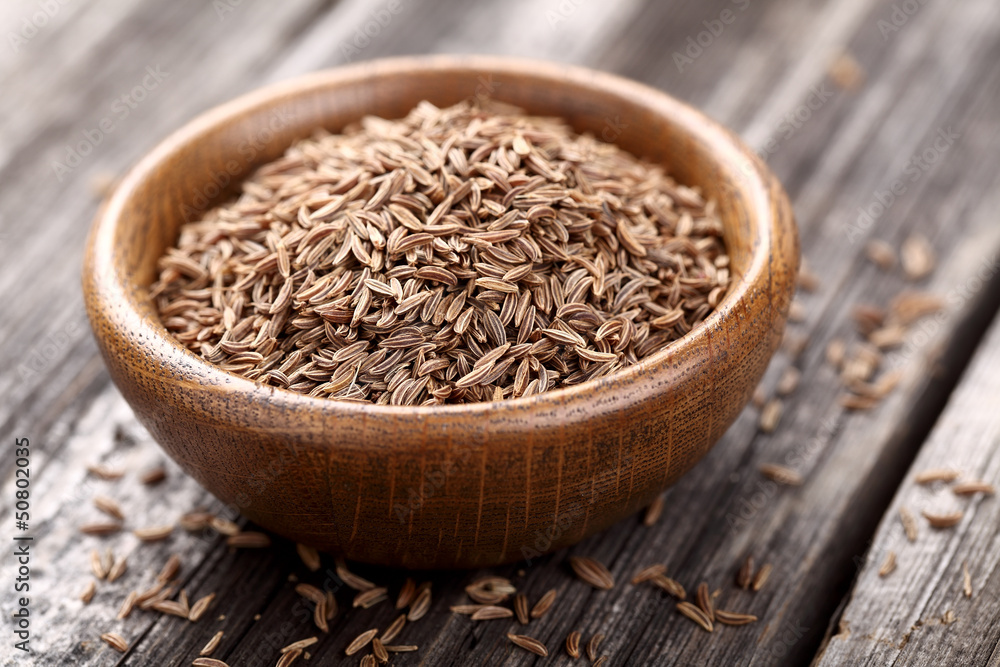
[2,0,1000,664]
[83,55,798,569]
[814,293,1000,667]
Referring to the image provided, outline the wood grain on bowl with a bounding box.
[82,55,798,569]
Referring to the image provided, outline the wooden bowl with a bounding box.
[83,56,797,569]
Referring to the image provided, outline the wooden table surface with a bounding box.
[1,1,999,665]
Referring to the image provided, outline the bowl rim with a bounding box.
[88,54,787,418]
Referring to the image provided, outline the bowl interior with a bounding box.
[117,58,758,357]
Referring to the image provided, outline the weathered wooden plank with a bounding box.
[3,0,1000,666]
[814,303,1000,666]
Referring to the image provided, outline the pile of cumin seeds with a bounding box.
[152,100,729,405]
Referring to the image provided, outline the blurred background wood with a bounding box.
[1,0,998,665]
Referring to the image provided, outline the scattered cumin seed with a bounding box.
[465,576,515,604]
[80,522,122,536]
[189,593,216,622]
[865,239,896,270]
[696,582,714,621]
[900,233,935,281]
[325,590,337,620]
[915,469,961,484]
[345,628,378,655]
[776,367,801,396]
[80,580,97,604]
[139,466,167,485]
[383,645,418,652]
[117,591,138,619]
[514,593,529,625]
[566,631,582,658]
[650,574,686,600]
[158,554,182,582]
[471,605,514,621]
[952,481,995,496]
[296,543,321,572]
[828,52,865,91]
[899,507,918,542]
[759,463,803,486]
[449,604,484,614]
[923,510,963,528]
[360,656,376,667]
[890,291,944,325]
[313,598,329,633]
[88,464,124,480]
[192,659,230,667]
[179,512,213,532]
[152,599,190,618]
[643,494,664,526]
[569,556,614,590]
[737,556,754,590]
[93,495,124,521]
[797,260,821,292]
[276,648,303,667]
[587,633,605,661]
[759,398,784,433]
[632,563,667,585]
[839,393,881,410]
[878,551,897,577]
[295,583,325,604]
[372,637,389,663]
[407,585,431,621]
[714,609,758,626]
[396,577,417,609]
[99,632,128,652]
[133,524,174,541]
[752,563,773,591]
[677,601,714,632]
[335,557,376,591]
[826,338,847,369]
[942,609,957,625]
[530,589,557,618]
[353,586,388,609]
[852,304,885,336]
[209,517,240,536]
[281,637,318,653]
[507,633,548,657]
[380,614,406,644]
[594,656,609,667]
[107,555,128,583]
[90,549,107,580]
[200,630,224,656]
[963,562,972,598]
[226,531,271,548]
